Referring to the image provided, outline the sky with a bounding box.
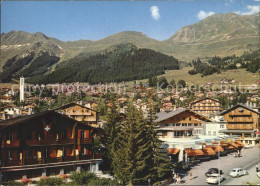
[1,0,259,41]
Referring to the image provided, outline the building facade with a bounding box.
[220,104,260,145]
[190,98,223,117]
[55,103,99,128]
[0,110,101,181]
[155,108,212,139]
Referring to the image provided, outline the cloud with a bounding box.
[150,6,160,20]
[253,0,260,2]
[225,0,234,6]
[235,5,260,15]
[197,10,215,20]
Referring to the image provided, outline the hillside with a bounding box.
[27,43,179,84]
[0,12,259,83]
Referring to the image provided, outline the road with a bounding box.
[172,146,260,185]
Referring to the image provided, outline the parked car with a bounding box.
[229,168,248,177]
[205,168,223,177]
[206,174,224,184]
[244,143,253,149]
[218,133,229,139]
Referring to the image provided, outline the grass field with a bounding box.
[159,67,259,85]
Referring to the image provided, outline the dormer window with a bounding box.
[239,108,244,112]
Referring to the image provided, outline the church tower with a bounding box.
[20,77,25,102]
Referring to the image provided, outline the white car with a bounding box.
[229,168,248,177]
[218,133,229,139]
[244,144,253,149]
[206,174,224,184]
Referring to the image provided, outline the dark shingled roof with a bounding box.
[190,97,222,105]
[220,104,260,115]
[0,110,94,130]
[155,108,211,122]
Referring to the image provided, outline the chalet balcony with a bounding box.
[80,138,93,144]
[26,138,74,146]
[2,154,102,167]
[2,140,20,148]
[4,159,23,166]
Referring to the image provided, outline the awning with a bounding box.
[226,145,235,149]
[185,149,204,156]
[167,148,180,155]
[202,148,216,156]
[230,142,238,148]
[211,145,224,152]
[235,140,244,147]
[219,129,254,133]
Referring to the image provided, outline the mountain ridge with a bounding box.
[1,12,259,79]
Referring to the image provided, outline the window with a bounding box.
[208,131,211,136]
[7,132,13,141]
[80,131,85,139]
[188,124,192,126]
[8,149,13,160]
[165,124,169,127]
[213,131,216,136]
[220,125,224,128]
[189,117,192,121]
[194,124,198,126]
[60,130,67,139]
[162,131,167,137]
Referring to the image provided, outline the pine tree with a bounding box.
[112,103,172,185]
[146,104,172,184]
[100,100,120,173]
[112,103,153,185]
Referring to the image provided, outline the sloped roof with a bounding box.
[155,108,211,122]
[220,104,260,115]
[155,108,186,122]
[190,97,222,105]
[54,102,99,113]
[0,110,94,130]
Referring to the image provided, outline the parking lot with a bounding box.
[171,146,260,185]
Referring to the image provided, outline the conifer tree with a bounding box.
[112,103,153,185]
[100,100,120,173]
[146,103,172,184]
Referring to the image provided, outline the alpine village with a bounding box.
[0,2,260,186]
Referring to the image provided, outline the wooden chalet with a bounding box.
[220,104,260,144]
[55,103,99,128]
[190,98,223,117]
[0,110,101,181]
[155,108,211,138]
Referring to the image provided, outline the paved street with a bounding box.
[171,146,260,185]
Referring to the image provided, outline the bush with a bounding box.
[87,178,118,186]
[37,177,63,186]
[2,181,24,186]
[70,171,97,185]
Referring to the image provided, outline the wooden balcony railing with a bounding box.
[2,153,102,167]
[26,138,74,146]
